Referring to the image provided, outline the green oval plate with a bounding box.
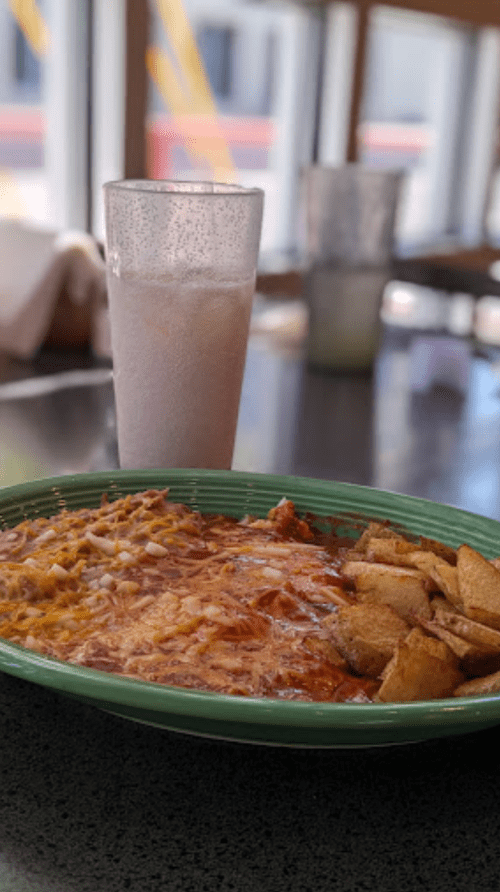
[1,468,500,748]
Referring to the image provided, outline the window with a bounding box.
[197,25,234,101]
[0,0,91,230]
[359,7,480,251]
[146,0,321,254]
[318,1,500,259]
[3,0,497,266]
[14,24,42,91]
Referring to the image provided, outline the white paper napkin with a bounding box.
[0,220,106,358]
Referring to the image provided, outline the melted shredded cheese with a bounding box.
[0,489,375,702]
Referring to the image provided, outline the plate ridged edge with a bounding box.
[1,469,500,735]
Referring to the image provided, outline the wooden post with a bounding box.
[308,0,500,28]
[124,0,150,179]
[346,0,370,163]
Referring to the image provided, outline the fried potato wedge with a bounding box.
[325,603,410,678]
[432,601,500,651]
[419,537,457,566]
[303,636,347,667]
[342,561,432,623]
[376,628,464,702]
[457,544,500,630]
[408,551,461,606]
[431,595,460,615]
[419,618,500,676]
[454,669,500,697]
[346,523,407,558]
[340,530,500,699]
[365,538,419,567]
[420,618,488,660]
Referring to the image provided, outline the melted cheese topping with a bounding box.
[0,490,376,702]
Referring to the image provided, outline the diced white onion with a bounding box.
[131,595,155,611]
[183,595,201,614]
[49,563,69,580]
[36,528,57,544]
[145,541,168,557]
[85,531,116,556]
[261,566,284,580]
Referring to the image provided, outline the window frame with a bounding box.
[96,0,500,269]
[267,6,323,254]
[315,0,500,258]
[196,23,235,102]
[91,0,127,240]
[44,0,92,231]
[142,0,322,256]
[299,0,500,28]
[13,23,42,94]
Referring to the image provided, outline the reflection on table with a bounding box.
[1,322,500,522]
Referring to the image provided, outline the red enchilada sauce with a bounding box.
[0,490,378,702]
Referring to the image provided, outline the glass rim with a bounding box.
[103,179,264,198]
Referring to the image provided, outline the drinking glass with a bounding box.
[104,180,264,469]
[303,165,403,371]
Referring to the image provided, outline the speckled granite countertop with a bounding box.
[1,670,500,892]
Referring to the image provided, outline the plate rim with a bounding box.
[2,467,500,739]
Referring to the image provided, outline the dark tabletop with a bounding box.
[2,668,500,892]
[2,321,500,891]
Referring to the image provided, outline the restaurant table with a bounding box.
[2,321,500,892]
